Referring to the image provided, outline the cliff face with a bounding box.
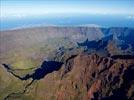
[30,53,133,100]
[54,53,134,100]
[0,27,134,100]
[2,53,133,100]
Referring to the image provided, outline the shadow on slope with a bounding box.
[101,65,134,100]
[2,61,63,80]
[77,35,113,50]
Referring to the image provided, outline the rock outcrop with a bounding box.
[56,53,134,100]
[1,53,134,100]
[1,27,134,100]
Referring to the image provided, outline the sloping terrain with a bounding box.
[0,27,134,100]
[0,27,104,70]
[1,53,134,100]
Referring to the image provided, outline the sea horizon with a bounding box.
[1,14,134,31]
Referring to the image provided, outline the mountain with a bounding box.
[0,27,134,100]
[1,53,134,100]
[78,28,134,56]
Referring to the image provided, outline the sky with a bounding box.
[1,0,134,19]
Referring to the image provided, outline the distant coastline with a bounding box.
[1,14,134,31]
[1,26,133,32]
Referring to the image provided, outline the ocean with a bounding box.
[0,14,134,31]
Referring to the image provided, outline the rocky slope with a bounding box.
[1,53,134,100]
[59,53,134,100]
[0,27,104,70]
[0,27,134,100]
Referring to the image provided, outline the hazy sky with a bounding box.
[1,0,134,18]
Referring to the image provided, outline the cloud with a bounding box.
[127,15,134,19]
[0,13,28,19]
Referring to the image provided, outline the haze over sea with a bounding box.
[1,14,134,31]
[1,0,134,31]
